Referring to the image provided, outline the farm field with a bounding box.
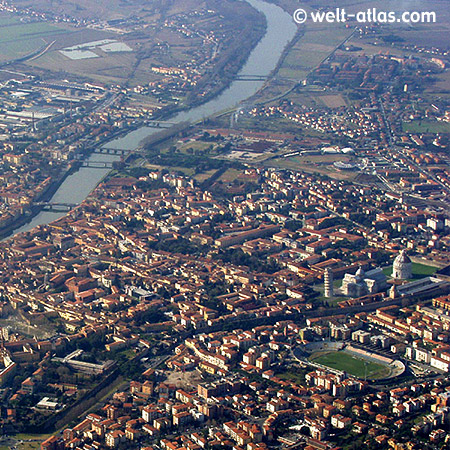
[310,351,390,379]
[5,0,266,96]
[247,13,352,106]
[279,25,352,83]
[426,70,450,96]
[30,47,136,84]
[318,94,347,108]
[0,15,71,61]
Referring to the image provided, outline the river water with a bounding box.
[7,0,297,238]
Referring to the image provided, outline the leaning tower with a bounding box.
[324,267,334,298]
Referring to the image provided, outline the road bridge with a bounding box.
[145,120,178,128]
[81,161,115,168]
[234,74,267,81]
[93,148,130,155]
[33,202,78,212]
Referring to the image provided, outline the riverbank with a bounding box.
[0,116,152,241]
[2,0,298,241]
[0,160,81,240]
[107,0,298,152]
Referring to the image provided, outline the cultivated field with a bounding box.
[278,25,352,83]
[427,70,450,97]
[0,15,71,61]
[318,94,347,108]
[7,0,266,96]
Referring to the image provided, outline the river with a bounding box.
[6,0,297,238]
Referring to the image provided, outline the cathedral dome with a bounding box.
[355,267,364,282]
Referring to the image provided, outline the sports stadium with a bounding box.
[294,341,405,381]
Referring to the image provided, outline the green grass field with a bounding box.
[411,262,438,277]
[402,121,450,134]
[0,16,68,60]
[310,351,390,379]
[279,26,352,82]
[0,22,64,43]
[277,370,307,385]
[267,156,357,181]
[383,262,437,279]
[4,433,56,450]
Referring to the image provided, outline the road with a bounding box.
[94,92,120,113]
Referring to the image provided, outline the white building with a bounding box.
[392,250,413,280]
[341,267,387,297]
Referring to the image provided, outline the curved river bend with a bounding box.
[8,0,297,238]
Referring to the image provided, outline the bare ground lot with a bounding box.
[318,94,347,108]
[267,154,358,181]
[165,369,203,390]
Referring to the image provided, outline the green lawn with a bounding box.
[12,433,55,450]
[326,296,347,307]
[402,121,450,134]
[18,443,40,450]
[310,351,390,379]
[14,433,54,440]
[0,17,21,26]
[383,262,437,279]
[277,369,308,385]
[411,262,437,277]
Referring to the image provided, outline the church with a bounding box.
[340,266,388,298]
[392,250,413,280]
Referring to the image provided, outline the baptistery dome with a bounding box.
[392,250,412,280]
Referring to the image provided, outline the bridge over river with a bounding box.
[81,160,115,168]
[4,0,297,240]
[234,74,267,81]
[32,202,78,212]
